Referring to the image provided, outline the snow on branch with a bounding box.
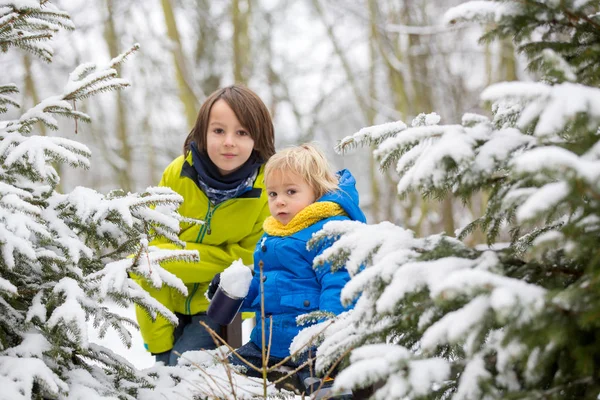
[443,1,523,25]
[87,258,182,326]
[0,355,68,399]
[2,44,137,135]
[336,120,407,154]
[48,185,190,252]
[333,343,451,399]
[0,189,49,269]
[0,1,74,62]
[1,133,91,181]
[0,83,19,114]
[482,81,600,137]
[47,277,90,348]
[0,276,17,294]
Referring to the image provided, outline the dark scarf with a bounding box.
[190,142,263,203]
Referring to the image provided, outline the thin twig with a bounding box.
[258,260,268,398]
[197,320,263,374]
[266,320,334,372]
[172,350,230,399]
[311,346,355,398]
[268,356,315,386]
[203,331,238,400]
[176,350,265,399]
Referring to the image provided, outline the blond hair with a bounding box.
[264,143,338,199]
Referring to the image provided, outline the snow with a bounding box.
[2,135,90,177]
[87,304,154,370]
[220,259,253,298]
[474,128,533,173]
[515,181,569,222]
[47,278,90,348]
[454,355,492,400]
[0,356,68,399]
[0,0,45,9]
[512,146,600,182]
[444,1,523,25]
[4,332,52,358]
[0,276,17,294]
[336,120,407,152]
[541,49,577,81]
[421,296,490,351]
[25,292,47,323]
[376,256,476,314]
[333,344,450,398]
[413,112,441,126]
[408,358,451,396]
[482,82,600,137]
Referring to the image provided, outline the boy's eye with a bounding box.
[268,192,277,197]
[287,189,296,195]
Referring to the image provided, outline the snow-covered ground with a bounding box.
[88,303,154,369]
[89,303,257,370]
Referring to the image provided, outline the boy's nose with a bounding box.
[223,133,235,146]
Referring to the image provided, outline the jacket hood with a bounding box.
[318,169,366,223]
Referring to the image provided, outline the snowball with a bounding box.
[220,259,253,298]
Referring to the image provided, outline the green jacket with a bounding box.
[134,153,269,353]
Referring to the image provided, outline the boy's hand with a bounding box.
[205,273,221,301]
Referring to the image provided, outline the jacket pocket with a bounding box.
[279,292,320,313]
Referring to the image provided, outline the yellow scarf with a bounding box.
[263,201,346,236]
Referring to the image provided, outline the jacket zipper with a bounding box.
[185,283,199,314]
[188,201,222,313]
[194,201,222,243]
[200,202,221,240]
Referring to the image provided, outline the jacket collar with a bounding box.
[263,201,346,237]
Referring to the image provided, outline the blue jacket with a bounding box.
[240,169,366,358]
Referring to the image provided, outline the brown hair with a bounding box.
[183,84,275,161]
[264,143,338,199]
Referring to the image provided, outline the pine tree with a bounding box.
[306,1,600,399]
[0,2,206,398]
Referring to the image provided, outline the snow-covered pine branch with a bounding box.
[3,44,137,135]
[0,83,19,114]
[0,2,220,398]
[0,0,74,62]
[443,1,523,26]
[335,120,407,153]
[323,1,600,398]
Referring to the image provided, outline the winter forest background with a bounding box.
[4,0,600,399]
[3,0,514,236]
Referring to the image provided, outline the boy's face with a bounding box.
[266,170,317,226]
[206,99,255,175]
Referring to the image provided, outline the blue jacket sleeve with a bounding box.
[312,238,353,314]
[240,273,259,311]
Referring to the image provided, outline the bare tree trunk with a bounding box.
[312,0,370,121]
[407,0,455,236]
[499,38,518,82]
[161,0,199,127]
[232,0,252,84]
[367,0,381,222]
[105,0,132,192]
[22,54,46,136]
[23,54,64,191]
[195,0,219,95]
